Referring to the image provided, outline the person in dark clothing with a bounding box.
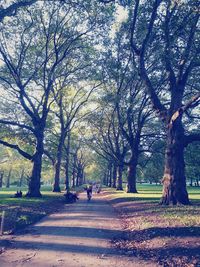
[86,184,93,200]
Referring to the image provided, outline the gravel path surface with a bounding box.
[0,193,155,267]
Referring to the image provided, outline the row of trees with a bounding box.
[86,0,200,205]
[0,0,199,205]
[0,0,113,196]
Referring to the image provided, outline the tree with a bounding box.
[0,2,97,196]
[51,82,100,192]
[88,107,128,190]
[129,0,200,204]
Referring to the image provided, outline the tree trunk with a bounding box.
[19,168,24,187]
[0,171,3,188]
[79,168,84,185]
[160,120,189,205]
[26,133,43,197]
[83,172,86,184]
[72,154,76,188]
[103,172,107,185]
[53,134,65,192]
[116,165,123,190]
[6,168,12,188]
[108,163,112,187]
[112,163,117,188]
[127,158,138,193]
[76,168,80,187]
[65,132,70,191]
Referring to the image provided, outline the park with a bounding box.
[0,0,200,266]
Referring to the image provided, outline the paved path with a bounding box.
[0,193,155,267]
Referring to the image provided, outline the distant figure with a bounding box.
[96,184,101,193]
[64,191,79,203]
[86,184,93,200]
[14,190,23,198]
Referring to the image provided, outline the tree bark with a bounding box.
[108,163,112,187]
[116,165,123,190]
[19,168,24,187]
[0,171,3,188]
[65,132,70,191]
[76,167,80,187]
[160,119,190,205]
[6,168,12,188]
[52,133,65,192]
[79,167,84,185]
[127,157,138,193]
[112,163,117,188]
[103,172,107,186]
[26,132,43,197]
[72,154,76,188]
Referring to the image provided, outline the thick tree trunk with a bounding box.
[116,165,123,190]
[26,133,43,197]
[6,168,12,188]
[160,120,189,205]
[126,157,138,193]
[26,152,42,197]
[65,132,70,191]
[0,171,3,188]
[112,163,117,188]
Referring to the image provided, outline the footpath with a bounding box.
[0,193,155,267]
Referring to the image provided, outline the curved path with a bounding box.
[0,193,154,267]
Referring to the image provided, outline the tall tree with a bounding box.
[0,2,102,196]
[129,0,200,204]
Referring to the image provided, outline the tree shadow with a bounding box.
[109,197,159,204]
[127,226,200,242]
[128,246,200,267]
[21,225,125,240]
[119,226,200,266]
[2,239,120,256]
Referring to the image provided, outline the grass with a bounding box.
[0,186,65,233]
[105,184,200,226]
[104,184,200,267]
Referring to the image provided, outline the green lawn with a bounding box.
[105,184,200,266]
[0,186,65,233]
[105,184,200,225]
[106,183,200,202]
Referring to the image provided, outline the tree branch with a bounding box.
[184,133,200,147]
[0,119,34,133]
[0,0,37,22]
[0,139,33,160]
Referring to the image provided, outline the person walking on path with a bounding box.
[86,184,93,200]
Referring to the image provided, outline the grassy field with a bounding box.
[103,184,200,267]
[0,186,65,233]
